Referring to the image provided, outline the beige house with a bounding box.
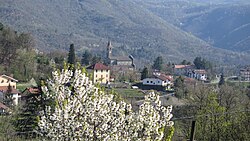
[0,75,18,89]
[87,63,110,84]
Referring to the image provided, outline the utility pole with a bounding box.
[189,120,196,141]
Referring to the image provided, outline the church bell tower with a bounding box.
[107,41,112,59]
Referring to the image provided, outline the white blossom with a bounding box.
[37,68,174,141]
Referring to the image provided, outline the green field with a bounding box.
[114,88,145,98]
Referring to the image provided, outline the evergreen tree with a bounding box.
[81,50,92,66]
[91,55,101,64]
[141,67,149,80]
[218,74,225,86]
[174,76,186,98]
[67,44,75,65]
[0,22,3,31]
[14,87,42,138]
[193,57,212,70]
[193,57,203,69]
[152,56,163,71]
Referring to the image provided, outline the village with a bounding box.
[1,41,249,114]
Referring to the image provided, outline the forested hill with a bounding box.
[137,0,250,53]
[0,0,250,66]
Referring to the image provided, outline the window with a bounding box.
[101,70,103,72]
[150,81,153,83]
[96,75,97,77]
[106,70,108,72]
[96,70,98,72]
[147,81,149,83]
[1,80,4,83]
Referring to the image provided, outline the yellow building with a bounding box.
[87,63,110,84]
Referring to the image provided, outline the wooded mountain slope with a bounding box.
[137,0,250,53]
[0,0,250,66]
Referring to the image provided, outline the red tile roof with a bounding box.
[0,86,20,94]
[87,63,110,70]
[22,87,40,94]
[0,102,9,110]
[174,65,193,69]
[21,87,41,97]
[154,73,173,81]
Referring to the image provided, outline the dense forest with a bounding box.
[1,0,250,67]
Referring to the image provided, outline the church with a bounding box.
[106,41,135,69]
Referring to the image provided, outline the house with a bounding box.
[87,63,110,84]
[106,41,135,68]
[188,69,207,81]
[142,72,173,89]
[0,74,18,89]
[21,87,41,98]
[0,102,10,114]
[0,86,21,105]
[21,87,41,105]
[174,65,194,75]
[240,67,250,81]
[0,75,20,105]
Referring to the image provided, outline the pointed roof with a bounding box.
[0,74,18,82]
[87,63,110,70]
[107,41,112,48]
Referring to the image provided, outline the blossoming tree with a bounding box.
[37,67,174,141]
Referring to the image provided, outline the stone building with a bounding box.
[106,41,135,68]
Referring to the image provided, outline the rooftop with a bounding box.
[153,73,173,81]
[174,65,193,69]
[0,86,20,94]
[109,56,132,61]
[87,63,110,70]
[0,75,18,82]
[0,102,9,110]
[193,69,207,74]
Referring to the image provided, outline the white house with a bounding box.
[174,65,194,75]
[0,86,21,105]
[0,75,20,105]
[188,69,207,81]
[142,73,173,89]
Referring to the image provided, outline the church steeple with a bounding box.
[107,41,112,59]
